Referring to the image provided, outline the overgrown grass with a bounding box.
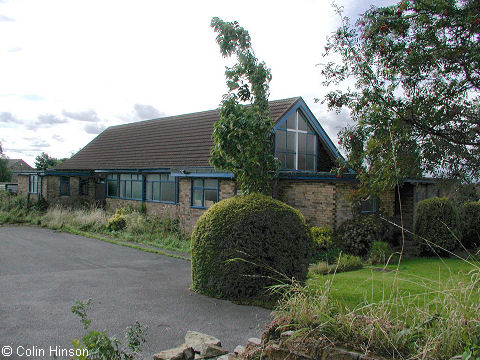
[0,191,190,253]
[273,258,480,359]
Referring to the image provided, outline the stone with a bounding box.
[233,345,245,354]
[246,337,262,347]
[199,344,228,358]
[185,331,221,353]
[153,344,188,360]
[183,347,196,360]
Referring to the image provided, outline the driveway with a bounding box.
[0,226,271,359]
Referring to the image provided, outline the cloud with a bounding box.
[0,112,23,124]
[133,104,165,120]
[22,94,44,101]
[62,109,100,122]
[8,47,22,53]
[37,113,68,125]
[84,123,106,134]
[0,15,14,21]
[52,134,64,142]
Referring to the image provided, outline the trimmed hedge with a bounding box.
[191,193,312,301]
[336,215,380,257]
[460,201,480,249]
[414,197,460,256]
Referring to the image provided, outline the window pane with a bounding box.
[146,174,160,181]
[146,182,153,200]
[107,180,117,197]
[307,134,316,154]
[204,189,217,207]
[278,153,287,169]
[276,130,286,152]
[153,183,160,201]
[298,111,308,131]
[298,133,306,153]
[205,179,217,189]
[107,174,116,180]
[193,179,202,188]
[192,189,202,207]
[132,181,142,199]
[120,182,126,197]
[287,132,296,152]
[120,174,131,180]
[286,112,296,129]
[161,182,175,202]
[306,155,315,171]
[286,154,295,169]
[126,183,132,198]
[278,119,286,130]
[298,153,306,170]
[161,174,168,181]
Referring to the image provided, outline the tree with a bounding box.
[210,17,278,195]
[0,142,11,182]
[35,152,61,170]
[322,0,480,195]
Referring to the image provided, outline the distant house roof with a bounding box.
[55,97,337,171]
[7,159,33,171]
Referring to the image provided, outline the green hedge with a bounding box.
[414,197,460,256]
[336,215,380,257]
[460,201,480,249]
[191,193,312,301]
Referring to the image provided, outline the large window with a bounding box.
[28,175,38,194]
[360,197,379,214]
[59,176,70,196]
[276,110,317,171]
[145,174,177,203]
[107,174,118,197]
[119,174,142,200]
[191,179,218,208]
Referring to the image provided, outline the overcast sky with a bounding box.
[0,0,396,166]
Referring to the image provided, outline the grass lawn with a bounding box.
[307,257,479,310]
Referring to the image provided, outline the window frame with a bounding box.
[59,176,70,196]
[119,174,143,200]
[359,197,379,214]
[190,178,219,209]
[145,174,178,204]
[78,177,89,196]
[106,174,119,198]
[28,175,38,194]
[275,109,318,171]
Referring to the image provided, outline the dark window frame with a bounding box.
[119,174,142,200]
[359,197,379,214]
[78,177,89,196]
[145,174,178,204]
[59,176,70,196]
[106,174,119,198]
[190,178,219,209]
[28,175,38,194]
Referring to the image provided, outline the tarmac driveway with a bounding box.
[0,226,271,359]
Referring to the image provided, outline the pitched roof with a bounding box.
[55,97,302,171]
[7,159,33,171]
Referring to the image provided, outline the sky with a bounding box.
[0,0,396,166]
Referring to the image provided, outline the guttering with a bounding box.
[170,172,234,178]
[279,171,358,182]
[44,170,93,176]
[94,168,170,174]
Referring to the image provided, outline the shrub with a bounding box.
[106,210,127,232]
[368,241,394,265]
[414,197,460,256]
[311,226,339,264]
[308,254,362,275]
[336,215,379,257]
[460,202,480,249]
[191,193,312,301]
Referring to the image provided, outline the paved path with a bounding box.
[0,226,271,359]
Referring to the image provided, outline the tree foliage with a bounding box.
[210,17,278,195]
[322,0,480,195]
[0,142,11,182]
[35,152,61,170]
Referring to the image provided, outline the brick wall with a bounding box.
[277,180,358,229]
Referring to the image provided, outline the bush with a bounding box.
[311,226,339,264]
[368,241,394,265]
[309,253,362,275]
[191,193,312,301]
[414,197,460,256]
[106,209,127,232]
[336,215,380,257]
[460,202,480,249]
